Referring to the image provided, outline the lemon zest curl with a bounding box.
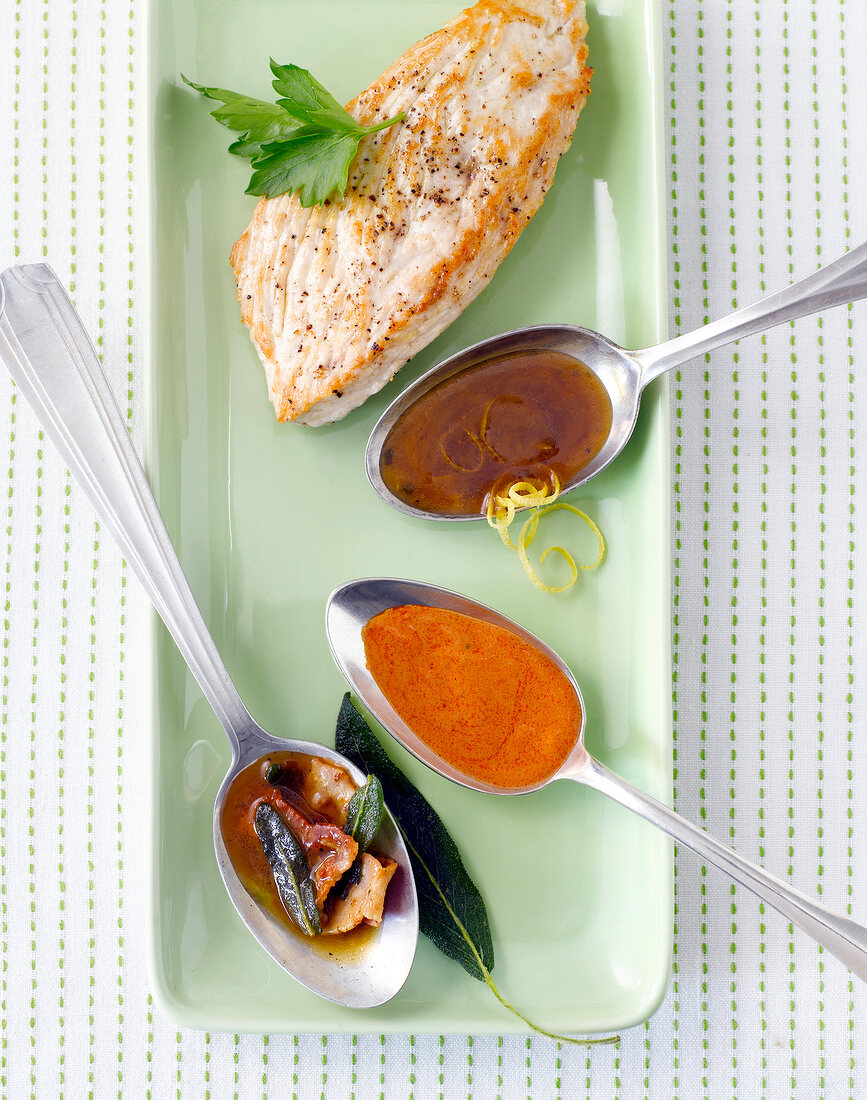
[485,473,605,593]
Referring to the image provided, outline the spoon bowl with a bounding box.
[0,264,419,1009]
[327,576,867,984]
[326,575,592,794]
[366,325,642,521]
[211,728,418,1009]
[367,242,867,519]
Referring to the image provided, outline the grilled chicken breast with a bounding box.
[230,0,591,425]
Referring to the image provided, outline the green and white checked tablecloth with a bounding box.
[2,0,867,1096]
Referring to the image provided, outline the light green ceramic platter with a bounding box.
[147,0,671,1034]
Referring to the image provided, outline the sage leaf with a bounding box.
[335,693,494,979]
[254,802,321,936]
[343,774,384,851]
[335,695,619,1047]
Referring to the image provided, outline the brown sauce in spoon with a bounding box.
[379,350,613,516]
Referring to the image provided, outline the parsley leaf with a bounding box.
[180,77,300,160]
[183,63,404,206]
[269,60,360,133]
[246,127,362,204]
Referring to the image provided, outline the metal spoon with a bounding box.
[0,264,418,1009]
[367,242,867,520]
[326,576,867,982]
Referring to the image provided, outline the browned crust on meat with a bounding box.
[230,0,591,424]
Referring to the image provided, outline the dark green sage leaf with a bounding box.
[335,693,494,980]
[334,695,620,1047]
[254,802,321,936]
[344,774,384,851]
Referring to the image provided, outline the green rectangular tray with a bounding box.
[146,0,671,1034]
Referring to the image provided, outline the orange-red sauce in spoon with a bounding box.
[362,604,580,789]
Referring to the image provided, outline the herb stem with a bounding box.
[364,111,406,135]
[398,823,617,1047]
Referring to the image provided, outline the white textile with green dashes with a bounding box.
[0,0,866,1097]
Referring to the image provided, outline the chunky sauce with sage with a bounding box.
[362,605,581,789]
[379,350,613,515]
[221,752,379,957]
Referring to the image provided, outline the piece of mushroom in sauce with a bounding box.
[221,751,397,942]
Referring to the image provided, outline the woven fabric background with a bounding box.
[2,0,866,1096]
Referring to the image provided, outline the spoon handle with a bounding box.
[635,240,867,384]
[574,755,867,981]
[0,264,253,751]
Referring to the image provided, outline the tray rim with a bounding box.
[142,0,673,1034]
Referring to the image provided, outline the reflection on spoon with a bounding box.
[367,242,867,520]
[326,577,867,983]
[0,265,419,1008]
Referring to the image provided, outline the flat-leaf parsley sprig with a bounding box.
[182,61,404,206]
